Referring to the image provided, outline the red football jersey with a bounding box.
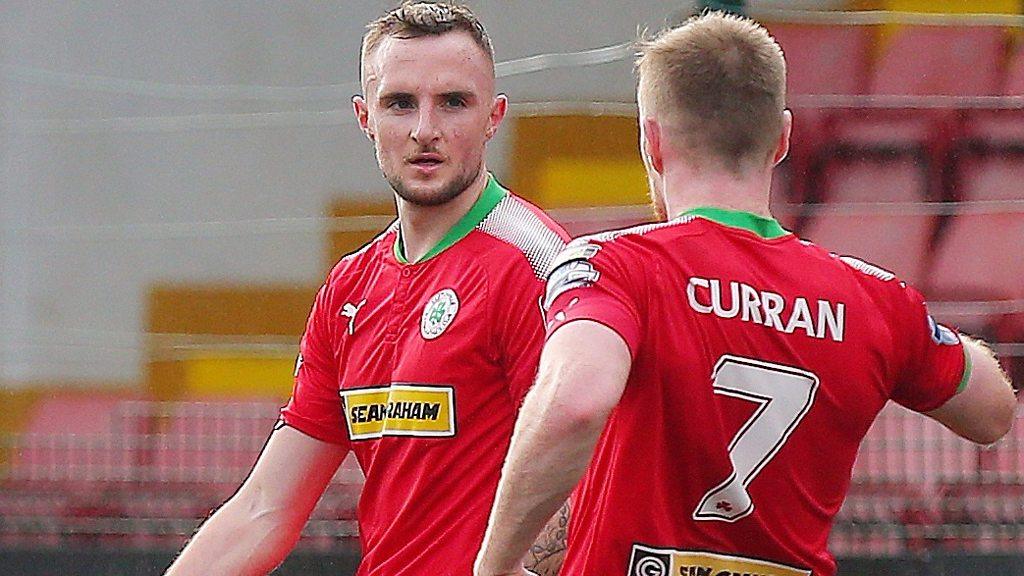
[281,176,568,576]
[544,207,968,576]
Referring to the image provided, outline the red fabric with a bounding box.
[545,216,965,576]
[282,194,568,576]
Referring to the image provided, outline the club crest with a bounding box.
[421,288,460,340]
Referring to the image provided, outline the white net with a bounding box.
[1,3,1022,559]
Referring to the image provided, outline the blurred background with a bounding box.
[1,0,1023,574]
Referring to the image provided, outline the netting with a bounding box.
[1,4,1022,561]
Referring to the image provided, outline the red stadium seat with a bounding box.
[12,396,142,484]
[801,155,936,287]
[870,26,1007,96]
[148,400,280,484]
[952,153,1024,202]
[1005,45,1024,96]
[959,109,1024,148]
[833,479,936,556]
[828,113,939,150]
[765,24,872,207]
[937,481,1024,552]
[767,24,871,96]
[929,213,1024,299]
[819,110,953,206]
[928,152,1024,298]
[852,404,978,485]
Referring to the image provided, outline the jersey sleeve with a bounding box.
[542,240,644,359]
[280,282,351,447]
[890,284,970,413]
[494,264,549,407]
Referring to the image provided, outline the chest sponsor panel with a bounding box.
[628,545,810,576]
[340,384,456,441]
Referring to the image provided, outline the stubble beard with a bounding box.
[386,161,482,208]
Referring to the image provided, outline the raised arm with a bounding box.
[165,425,349,576]
[926,336,1017,445]
[475,320,631,576]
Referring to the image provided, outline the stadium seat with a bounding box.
[950,153,1024,202]
[765,23,873,208]
[930,212,1024,318]
[833,479,936,556]
[959,110,1024,147]
[852,404,978,485]
[937,481,1024,552]
[148,400,281,485]
[800,154,936,287]
[870,26,1007,96]
[816,108,957,226]
[1005,45,1024,96]
[928,153,1024,298]
[12,396,142,484]
[767,24,871,97]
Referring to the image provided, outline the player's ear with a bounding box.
[772,109,793,167]
[353,95,375,142]
[641,116,664,175]
[485,93,508,140]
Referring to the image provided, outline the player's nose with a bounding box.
[410,106,441,144]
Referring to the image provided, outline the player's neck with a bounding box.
[660,162,773,220]
[395,169,489,263]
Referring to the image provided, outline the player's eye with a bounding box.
[387,98,414,110]
[444,95,467,108]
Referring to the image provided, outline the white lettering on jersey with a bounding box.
[686,277,846,342]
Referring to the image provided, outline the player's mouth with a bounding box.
[407,153,445,175]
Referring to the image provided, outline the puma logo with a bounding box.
[340,299,367,335]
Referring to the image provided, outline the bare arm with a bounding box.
[475,321,631,576]
[165,425,349,576]
[523,500,570,576]
[926,336,1017,445]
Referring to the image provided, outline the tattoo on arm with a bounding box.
[524,500,570,576]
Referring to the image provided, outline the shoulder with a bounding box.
[801,241,925,318]
[474,193,570,280]
[325,221,398,286]
[544,217,694,277]
[578,214,700,245]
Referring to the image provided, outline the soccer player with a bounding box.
[165,3,569,575]
[475,11,1017,576]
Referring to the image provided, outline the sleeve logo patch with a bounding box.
[627,545,810,576]
[340,384,456,441]
[545,243,601,277]
[927,315,960,346]
[421,288,460,340]
[544,257,601,310]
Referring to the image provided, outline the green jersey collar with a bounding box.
[681,206,791,240]
[394,173,507,264]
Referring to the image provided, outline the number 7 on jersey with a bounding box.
[694,355,820,522]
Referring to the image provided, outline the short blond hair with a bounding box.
[636,11,787,172]
[361,2,494,80]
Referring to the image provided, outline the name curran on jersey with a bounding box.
[687,277,846,343]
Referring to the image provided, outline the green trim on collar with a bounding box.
[394,173,507,264]
[956,344,973,394]
[681,206,790,239]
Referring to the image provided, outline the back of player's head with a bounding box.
[636,11,787,174]
[361,2,494,81]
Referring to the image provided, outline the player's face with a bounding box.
[355,32,507,207]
